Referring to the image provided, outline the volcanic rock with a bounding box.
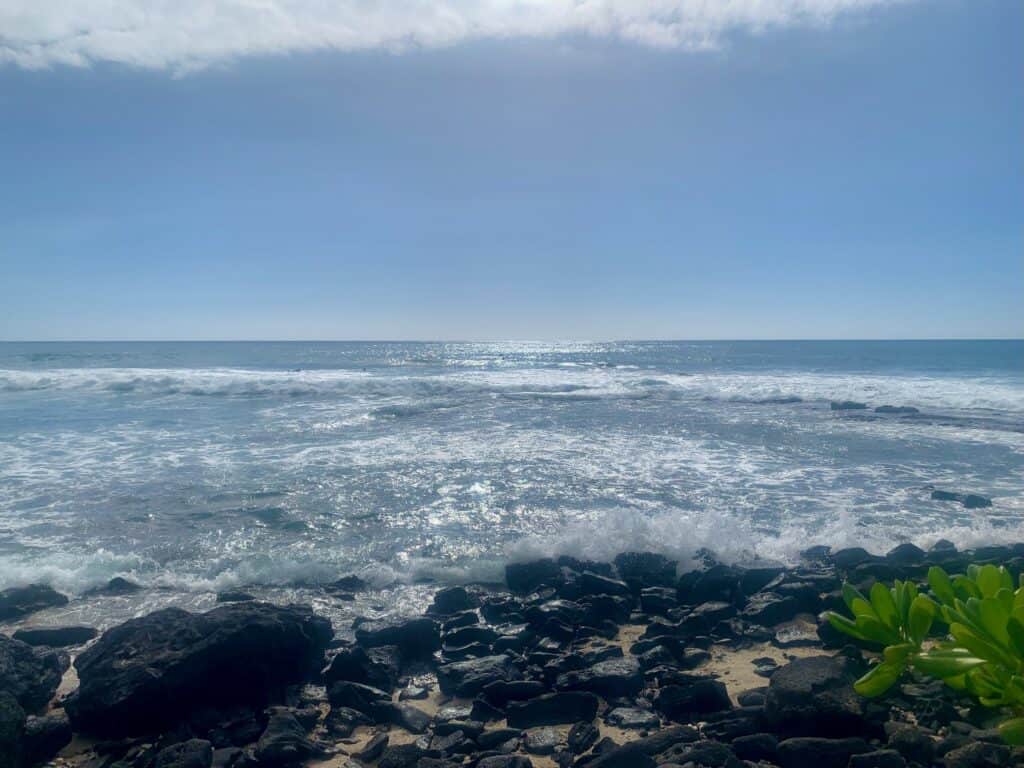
[65,602,332,736]
[0,584,68,621]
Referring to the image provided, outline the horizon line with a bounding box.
[1,338,1022,344]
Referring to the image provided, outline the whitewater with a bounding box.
[1,340,1021,630]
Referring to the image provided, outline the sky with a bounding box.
[0,0,1021,340]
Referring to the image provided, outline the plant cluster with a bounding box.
[826,563,1024,744]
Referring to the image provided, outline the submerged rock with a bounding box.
[830,400,868,411]
[931,490,993,509]
[0,584,68,621]
[66,602,332,737]
[84,576,142,596]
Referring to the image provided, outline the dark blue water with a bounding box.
[1,340,1021,629]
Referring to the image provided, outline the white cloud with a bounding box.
[0,0,909,72]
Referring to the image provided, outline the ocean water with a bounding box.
[1,340,1022,630]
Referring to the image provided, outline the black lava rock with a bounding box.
[354,616,440,657]
[764,656,866,738]
[65,602,332,737]
[12,625,98,648]
[0,634,65,712]
[776,737,870,768]
[0,584,68,621]
[506,692,599,728]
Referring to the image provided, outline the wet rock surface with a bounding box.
[2,543,1020,767]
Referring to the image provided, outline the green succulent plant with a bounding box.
[826,563,1024,745]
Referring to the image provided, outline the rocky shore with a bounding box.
[4,541,1024,768]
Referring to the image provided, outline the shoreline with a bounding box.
[3,541,1024,768]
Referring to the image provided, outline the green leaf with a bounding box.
[851,597,877,620]
[949,623,1016,668]
[871,582,900,631]
[858,615,901,645]
[854,662,904,697]
[908,595,936,645]
[843,583,869,612]
[1007,617,1024,659]
[998,717,1024,745]
[884,643,917,664]
[977,565,1004,599]
[827,612,871,643]
[954,575,982,600]
[912,651,987,678]
[929,566,957,606]
[979,598,1011,647]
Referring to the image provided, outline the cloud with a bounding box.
[1,0,909,72]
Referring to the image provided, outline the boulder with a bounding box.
[22,711,73,766]
[438,655,522,697]
[327,681,390,715]
[506,559,563,594]
[554,657,643,698]
[577,571,631,598]
[477,757,534,768]
[428,586,477,615]
[374,701,432,733]
[568,721,599,753]
[0,691,25,768]
[153,739,214,768]
[849,750,906,768]
[506,692,599,728]
[885,543,926,564]
[831,548,876,569]
[741,592,801,626]
[583,742,656,768]
[0,634,65,712]
[677,565,741,605]
[606,707,660,729]
[654,678,732,721]
[322,644,401,689]
[254,707,317,765]
[0,584,68,621]
[524,727,562,754]
[776,737,870,768]
[941,741,1012,767]
[732,733,778,762]
[764,656,865,737]
[354,616,439,657]
[931,490,993,509]
[378,743,426,768]
[65,602,332,737]
[613,552,677,591]
[830,401,867,411]
[12,625,98,648]
[661,741,743,768]
[85,576,142,596]
[482,679,546,706]
[884,722,935,765]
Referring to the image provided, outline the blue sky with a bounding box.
[1,0,1021,340]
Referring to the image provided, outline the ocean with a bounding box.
[1,340,1021,631]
